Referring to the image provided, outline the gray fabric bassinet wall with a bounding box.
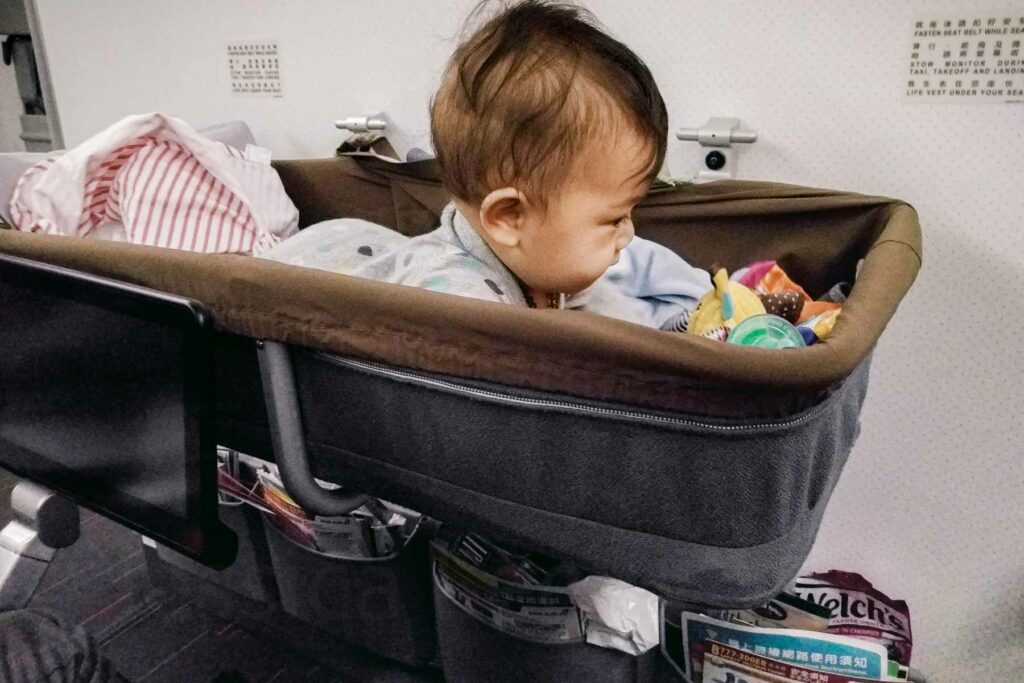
[0,155,921,606]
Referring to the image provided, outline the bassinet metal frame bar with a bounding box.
[257,341,370,517]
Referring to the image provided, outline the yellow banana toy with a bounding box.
[687,268,766,338]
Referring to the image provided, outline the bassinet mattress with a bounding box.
[0,157,921,605]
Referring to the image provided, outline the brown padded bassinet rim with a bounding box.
[0,158,921,418]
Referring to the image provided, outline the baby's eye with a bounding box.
[613,216,631,227]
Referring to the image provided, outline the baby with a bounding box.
[268,0,710,329]
[263,0,693,633]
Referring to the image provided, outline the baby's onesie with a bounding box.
[262,204,711,328]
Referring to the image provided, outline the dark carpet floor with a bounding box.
[1,472,344,682]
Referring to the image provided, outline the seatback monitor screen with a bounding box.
[0,254,235,567]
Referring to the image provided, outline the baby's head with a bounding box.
[431,0,668,296]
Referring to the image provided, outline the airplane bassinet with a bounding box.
[0,155,921,608]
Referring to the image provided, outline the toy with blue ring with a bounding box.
[727,314,806,349]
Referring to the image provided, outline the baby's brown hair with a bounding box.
[430,0,668,208]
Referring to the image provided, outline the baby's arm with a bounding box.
[570,237,711,328]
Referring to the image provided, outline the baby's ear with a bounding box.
[479,187,527,247]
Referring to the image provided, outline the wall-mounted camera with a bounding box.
[676,118,757,182]
[705,150,727,171]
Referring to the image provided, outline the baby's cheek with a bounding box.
[599,231,619,256]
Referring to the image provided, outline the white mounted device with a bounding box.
[675,117,758,182]
[334,115,388,133]
[334,113,430,162]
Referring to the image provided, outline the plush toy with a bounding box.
[797,308,841,344]
[758,290,805,324]
[687,268,766,339]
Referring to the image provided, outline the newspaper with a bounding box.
[702,641,888,682]
[216,464,272,513]
[446,530,551,585]
[433,540,584,644]
[215,456,409,558]
[682,612,888,681]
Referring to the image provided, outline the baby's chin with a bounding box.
[541,260,620,295]
[563,274,607,296]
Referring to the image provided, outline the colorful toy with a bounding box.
[796,309,841,344]
[758,290,805,324]
[688,269,766,338]
[736,260,841,324]
[727,314,807,349]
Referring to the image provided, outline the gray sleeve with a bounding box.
[263,219,521,306]
[398,249,519,305]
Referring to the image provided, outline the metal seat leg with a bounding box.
[0,480,80,610]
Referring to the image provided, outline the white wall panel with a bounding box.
[35,1,1024,680]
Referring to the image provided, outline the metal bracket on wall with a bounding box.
[334,115,387,134]
[676,117,758,182]
[333,113,433,162]
[333,114,398,160]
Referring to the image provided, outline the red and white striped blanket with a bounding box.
[10,113,298,255]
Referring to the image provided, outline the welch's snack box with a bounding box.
[724,591,832,632]
[791,570,913,666]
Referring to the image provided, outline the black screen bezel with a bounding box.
[0,254,236,568]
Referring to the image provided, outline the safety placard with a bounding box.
[905,9,1024,103]
[228,41,282,97]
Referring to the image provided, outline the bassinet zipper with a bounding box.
[317,353,829,432]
